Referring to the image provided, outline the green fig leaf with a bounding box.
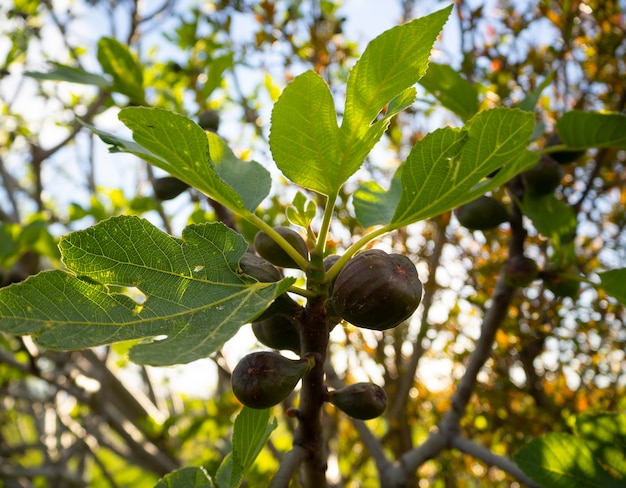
[518,193,577,241]
[24,62,111,87]
[343,6,452,131]
[155,467,215,488]
[557,111,626,149]
[88,107,270,214]
[97,37,145,104]
[576,413,626,480]
[597,268,626,306]
[0,216,294,366]
[514,433,623,488]
[389,108,536,228]
[216,407,277,488]
[269,71,341,194]
[418,62,479,120]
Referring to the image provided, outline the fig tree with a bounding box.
[503,255,539,287]
[330,249,422,330]
[454,196,509,231]
[153,176,190,201]
[252,314,301,353]
[522,155,564,196]
[253,226,309,269]
[231,351,313,409]
[545,132,585,165]
[328,382,387,420]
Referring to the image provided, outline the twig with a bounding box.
[451,436,540,488]
[269,445,309,488]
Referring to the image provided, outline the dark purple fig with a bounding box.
[522,155,564,196]
[454,196,509,231]
[503,255,539,287]
[231,351,313,409]
[153,177,190,201]
[254,226,309,269]
[330,249,423,330]
[252,315,301,352]
[545,132,585,165]
[328,382,387,420]
[198,109,220,132]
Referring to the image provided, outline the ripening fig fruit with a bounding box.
[522,155,564,196]
[545,133,585,165]
[239,253,282,283]
[231,351,313,409]
[254,226,309,269]
[328,382,387,420]
[252,315,301,353]
[330,249,423,330]
[198,109,220,132]
[153,176,190,201]
[454,196,509,231]
[503,255,539,287]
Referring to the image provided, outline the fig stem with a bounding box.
[313,190,338,259]
[325,224,392,283]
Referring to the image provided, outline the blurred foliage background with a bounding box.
[0,0,624,486]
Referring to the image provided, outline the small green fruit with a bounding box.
[503,255,539,287]
[328,382,387,420]
[454,196,509,231]
[522,156,564,196]
[231,351,312,409]
[330,249,423,330]
[545,133,585,165]
[153,177,190,201]
[252,315,301,353]
[254,226,309,269]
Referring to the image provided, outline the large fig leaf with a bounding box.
[269,71,341,195]
[269,6,452,196]
[88,108,270,215]
[557,111,626,149]
[0,216,294,366]
[515,433,623,488]
[598,268,626,307]
[354,108,537,228]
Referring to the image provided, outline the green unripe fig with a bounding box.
[231,351,313,409]
[330,249,423,331]
[252,315,301,353]
[153,177,190,201]
[328,382,387,420]
[522,155,564,196]
[503,255,539,287]
[198,109,220,132]
[545,133,585,165]
[254,226,309,269]
[454,196,509,231]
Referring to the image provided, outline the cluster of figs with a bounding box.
[453,132,584,297]
[231,226,423,419]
